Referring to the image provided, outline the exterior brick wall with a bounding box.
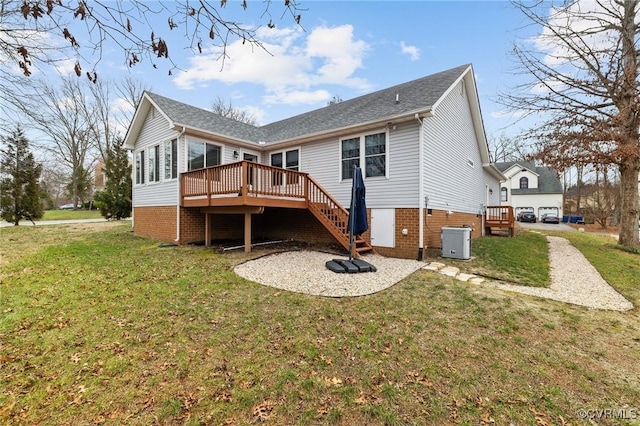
[133,206,177,243]
[370,208,482,260]
[180,207,206,244]
[133,205,482,260]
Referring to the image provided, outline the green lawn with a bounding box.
[41,209,104,221]
[1,223,638,425]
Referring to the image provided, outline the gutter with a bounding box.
[416,113,425,261]
[176,126,186,243]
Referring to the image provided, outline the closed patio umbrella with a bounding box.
[348,166,367,259]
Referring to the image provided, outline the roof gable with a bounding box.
[124,64,488,153]
[495,161,563,194]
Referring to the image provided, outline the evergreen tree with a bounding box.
[0,126,44,225]
[93,140,132,220]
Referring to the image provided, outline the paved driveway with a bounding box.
[517,221,576,232]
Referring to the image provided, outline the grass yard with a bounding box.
[41,209,104,221]
[1,223,639,425]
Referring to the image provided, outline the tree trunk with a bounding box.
[618,161,640,247]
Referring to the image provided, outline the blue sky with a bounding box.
[84,1,538,139]
[10,1,545,141]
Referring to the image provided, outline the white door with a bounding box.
[371,209,395,248]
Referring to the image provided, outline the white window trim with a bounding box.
[163,138,178,181]
[339,129,389,182]
[148,144,161,184]
[186,137,224,171]
[270,147,302,171]
[135,150,145,186]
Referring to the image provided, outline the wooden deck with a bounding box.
[484,205,515,237]
[181,161,373,256]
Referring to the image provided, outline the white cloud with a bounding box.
[173,24,371,105]
[263,89,332,105]
[111,97,134,114]
[400,41,420,61]
[530,1,628,69]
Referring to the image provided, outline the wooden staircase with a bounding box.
[306,176,374,257]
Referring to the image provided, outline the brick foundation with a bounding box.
[133,206,177,243]
[371,208,482,260]
[133,205,482,260]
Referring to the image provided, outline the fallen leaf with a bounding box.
[481,412,495,424]
[252,400,275,421]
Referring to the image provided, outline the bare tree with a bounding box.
[86,77,150,160]
[502,0,640,248]
[115,76,150,131]
[1,0,305,78]
[487,133,529,163]
[583,164,620,228]
[210,96,258,125]
[15,77,98,208]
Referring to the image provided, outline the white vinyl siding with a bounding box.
[422,81,490,214]
[300,122,419,208]
[132,106,182,206]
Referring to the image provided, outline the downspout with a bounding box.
[416,113,425,261]
[175,126,186,243]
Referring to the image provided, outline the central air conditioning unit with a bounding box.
[441,227,472,260]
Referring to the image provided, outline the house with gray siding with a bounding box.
[123,64,504,260]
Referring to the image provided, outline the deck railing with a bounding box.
[181,161,309,203]
[484,205,515,237]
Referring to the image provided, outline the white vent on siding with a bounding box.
[467,159,474,167]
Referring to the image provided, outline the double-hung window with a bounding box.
[519,177,529,189]
[364,133,385,177]
[270,148,300,185]
[135,150,145,185]
[341,137,360,180]
[187,140,221,171]
[164,139,177,180]
[149,145,160,182]
[341,131,387,180]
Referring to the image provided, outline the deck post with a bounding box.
[241,161,248,198]
[205,213,210,247]
[244,212,251,253]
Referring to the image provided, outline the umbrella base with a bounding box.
[325,258,376,273]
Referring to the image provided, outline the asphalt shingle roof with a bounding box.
[495,161,563,194]
[145,64,471,144]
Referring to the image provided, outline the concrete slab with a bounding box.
[456,273,476,282]
[440,266,460,277]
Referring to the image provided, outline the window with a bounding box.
[500,187,508,202]
[364,133,386,177]
[341,132,387,180]
[285,150,299,171]
[187,141,221,171]
[519,177,529,189]
[341,137,360,180]
[149,145,160,182]
[271,152,283,185]
[270,149,299,185]
[135,150,145,185]
[164,139,177,180]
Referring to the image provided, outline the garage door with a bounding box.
[538,207,559,217]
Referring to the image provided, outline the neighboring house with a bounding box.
[123,64,504,260]
[495,161,563,220]
[94,159,106,193]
